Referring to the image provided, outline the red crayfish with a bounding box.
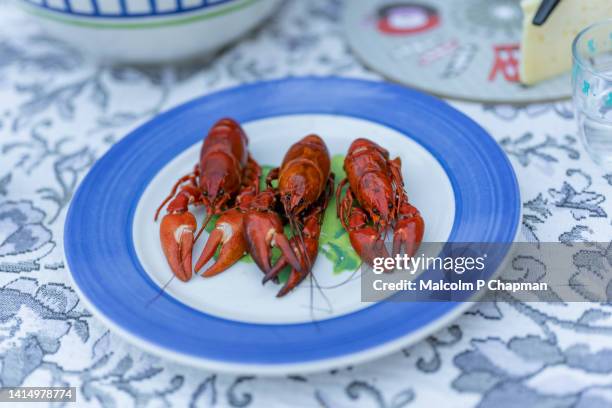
[155,118,298,281]
[251,134,334,296]
[155,120,329,297]
[336,138,425,265]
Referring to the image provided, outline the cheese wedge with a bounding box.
[520,0,612,85]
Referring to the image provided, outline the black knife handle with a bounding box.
[533,0,561,26]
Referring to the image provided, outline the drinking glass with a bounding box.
[573,19,612,167]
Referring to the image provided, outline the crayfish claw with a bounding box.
[275,236,319,297]
[273,232,303,274]
[160,212,197,282]
[392,205,425,257]
[263,257,286,284]
[194,228,222,273]
[277,268,307,297]
[348,227,391,269]
[244,211,277,274]
[262,235,305,286]
[195,209,247,277]
[244,210,302,275]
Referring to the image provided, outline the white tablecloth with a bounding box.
[1,1,612,406]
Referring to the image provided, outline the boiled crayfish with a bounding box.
[155,118,264,281]
[248,134,334,296]
[155,118,304,285]
[336,138,425,265]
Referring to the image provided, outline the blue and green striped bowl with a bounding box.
[17,0,282,62]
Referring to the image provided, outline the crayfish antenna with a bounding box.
[194,212,214,242]
[146,275,176,307]
[285,209,312,273]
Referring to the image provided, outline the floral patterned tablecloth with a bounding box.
[1,1,612,407]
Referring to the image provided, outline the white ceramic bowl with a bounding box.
[16,0,281,62]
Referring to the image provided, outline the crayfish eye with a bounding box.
[219,188,224,195]
[202,191,208,197]
[373,208,379,215]
[388,203,393,209]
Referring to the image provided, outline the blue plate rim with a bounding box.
[64,76,521,374]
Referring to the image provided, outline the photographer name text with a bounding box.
[372,279,548,292]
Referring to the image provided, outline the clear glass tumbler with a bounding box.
[573,19,612,167]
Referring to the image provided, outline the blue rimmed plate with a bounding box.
[64,77,520,375]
